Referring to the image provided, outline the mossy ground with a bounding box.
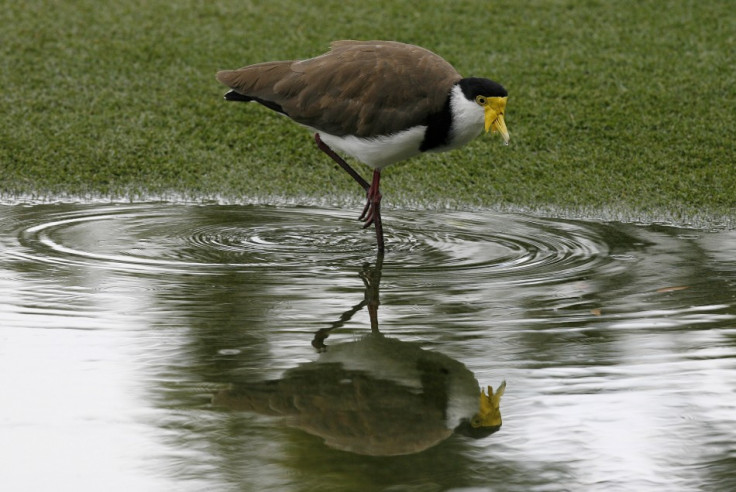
[1,0,734,225]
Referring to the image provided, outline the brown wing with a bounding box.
[216,40,462,137]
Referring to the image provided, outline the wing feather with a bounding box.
[216,41,462,137]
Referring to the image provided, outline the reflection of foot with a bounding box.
[311,328,330,352]
[359,259,383,333]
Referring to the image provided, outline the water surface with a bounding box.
[1,203,735,491]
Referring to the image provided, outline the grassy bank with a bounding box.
[1,0,734,225]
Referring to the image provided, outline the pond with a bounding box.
[1,203,735,491]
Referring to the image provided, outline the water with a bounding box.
[1,203,735,491]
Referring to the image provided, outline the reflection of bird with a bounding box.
[216,40,509,251]
[213,334,505,456]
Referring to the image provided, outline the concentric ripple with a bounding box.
[3,203,618,281]
[3,202,736,492]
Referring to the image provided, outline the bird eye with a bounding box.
[475,95,487,106]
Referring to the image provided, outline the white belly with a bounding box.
[316,125,427,170]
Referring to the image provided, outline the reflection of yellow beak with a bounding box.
[473,380,506,428]
[483,97,510,145]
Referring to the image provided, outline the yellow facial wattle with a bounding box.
[482,96,509,144]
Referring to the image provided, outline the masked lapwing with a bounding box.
[216,40,509,252]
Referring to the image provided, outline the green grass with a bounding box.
[1,0,734,225]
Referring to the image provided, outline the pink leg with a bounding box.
[314,133,369,191]
[314,134,385,252]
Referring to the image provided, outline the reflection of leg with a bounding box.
[312,298,366,352]
[311,252,384,350]
[367,298,379,333]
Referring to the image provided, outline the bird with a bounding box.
[216,40,510,252]
[213,333,506,456]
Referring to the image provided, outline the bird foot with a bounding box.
[358,189,382,228]
[360,171,385,251]
[359,170,382,232]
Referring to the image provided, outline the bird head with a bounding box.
[459,77,510,145]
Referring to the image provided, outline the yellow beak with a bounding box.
[483,96,510,145]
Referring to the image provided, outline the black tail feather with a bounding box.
[222,90,287,115]
[224,90,254,102]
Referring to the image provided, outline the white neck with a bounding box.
[445,84,485,150]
